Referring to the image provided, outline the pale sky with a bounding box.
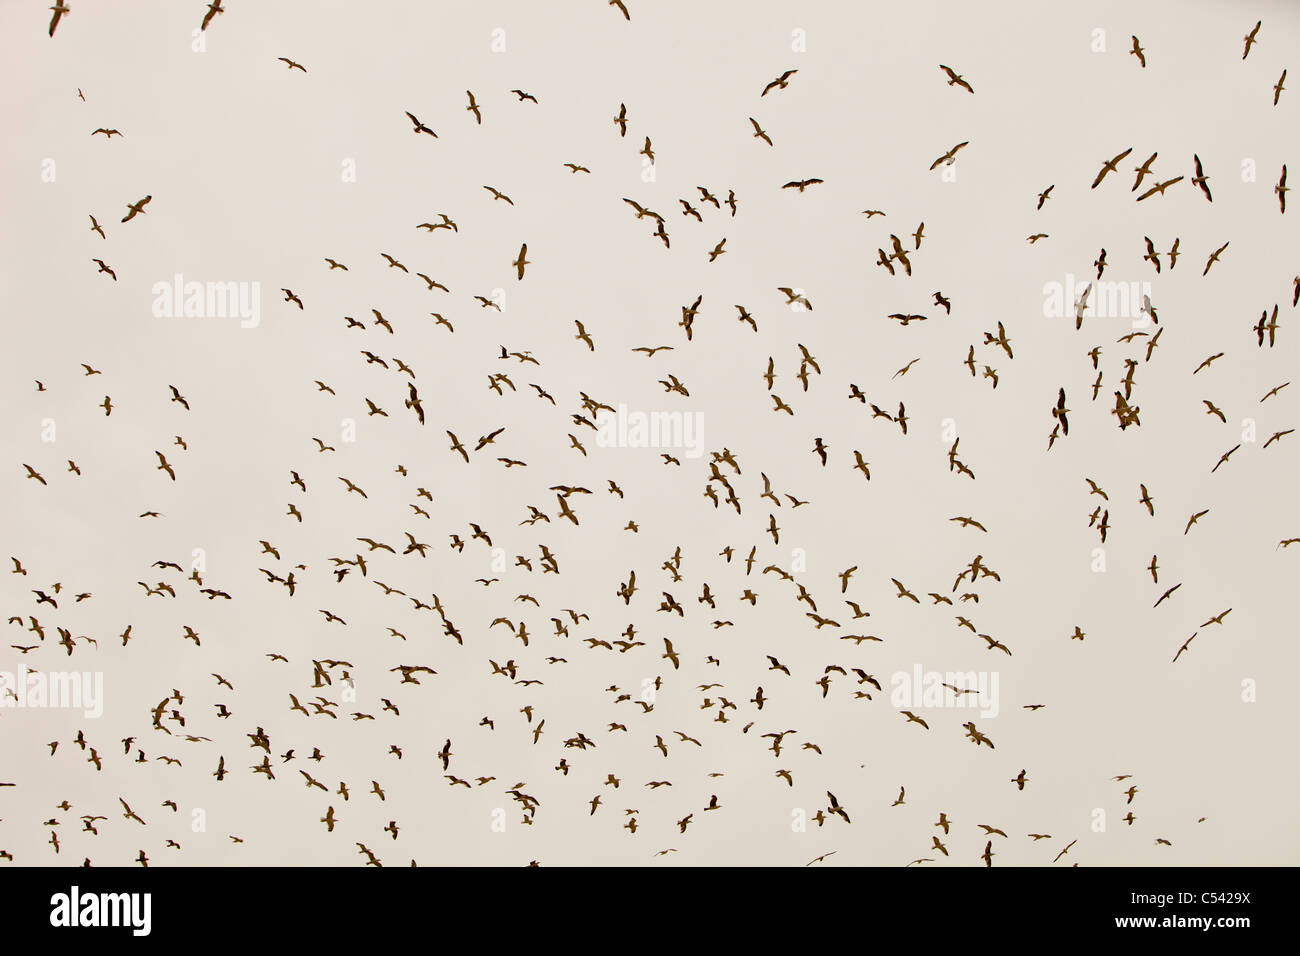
[0,0,1297,867]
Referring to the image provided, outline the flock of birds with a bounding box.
[4,3,1294,867]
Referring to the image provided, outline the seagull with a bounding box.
[762,70,797,97]
[48,1,70,37]
[200,1,224,31]
[939,65,974,93]
[404,112,437,137]
[121,195,151,223]
[512,243,530,280]
[929,141,969,170]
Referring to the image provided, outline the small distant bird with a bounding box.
[201,1,224,31]
[121,195,151,222]
[1192,154,1213,202]
[939,64,974,93]
[1130,35,1146,68]
[1242,20,1261,60]
[405,111,437,136]
[49,1,70,37]
[930,141,969,170]
[762,70,798,97]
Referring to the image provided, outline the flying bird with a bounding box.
[762,70,798,96]
[48,1,70,37]
[939,65,974,92]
